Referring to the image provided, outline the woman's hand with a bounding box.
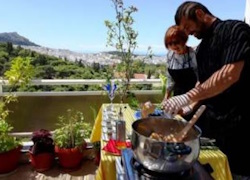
[140,101,155,118]
[162,94,191,115]
[178,105,193,116]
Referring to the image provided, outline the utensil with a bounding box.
[165,105,206,142]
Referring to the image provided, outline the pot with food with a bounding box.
[131,117,202,173]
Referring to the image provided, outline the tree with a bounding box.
[105,0,139,103]
[105,0,153,104]
[6,42,13,55]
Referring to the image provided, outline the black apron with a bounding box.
[167,51,197,96]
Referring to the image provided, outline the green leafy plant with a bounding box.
[53,109,92,150]
[0,57,34,153]
[159,73,167,98]
[0,120,20,153]
[126,91,139,110]
[105,0,153,103]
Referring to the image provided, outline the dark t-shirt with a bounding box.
[196,19,250,175]
[196,19,250,115]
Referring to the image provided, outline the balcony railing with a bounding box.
[2,78,163,138]
[0,78,162,96]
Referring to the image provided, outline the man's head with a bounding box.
[175,1,215,39]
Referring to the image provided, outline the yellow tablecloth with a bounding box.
[90,104,232,180]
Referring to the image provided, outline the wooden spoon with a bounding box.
[165,105,206,142]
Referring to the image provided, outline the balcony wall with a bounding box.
[1,79,163,132]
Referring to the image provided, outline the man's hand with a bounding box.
[162,94,191,115]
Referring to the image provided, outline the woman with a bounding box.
[164,25,198,117]
[164,25,197,98]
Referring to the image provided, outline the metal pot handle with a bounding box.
[164,143,192,162]
[144,140,163,159]
[166,142,192,155]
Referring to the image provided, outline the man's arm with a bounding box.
[187,60,244,103]
[162,60,244,115]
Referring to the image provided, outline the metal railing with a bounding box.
[3,78,163,138]
[0,78,162,96]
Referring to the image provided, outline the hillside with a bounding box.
[0,32,165,64]
[0,32,39,46]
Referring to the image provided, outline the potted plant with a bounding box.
[53,109,91,169]
[29,129,55,172]
[0,56,34,174]
[0,121,22,174]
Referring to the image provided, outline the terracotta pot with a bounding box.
[0,146,22,174]
[55,146,83,169]
[29,151,54,172]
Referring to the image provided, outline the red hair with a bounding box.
[164,25,188,49]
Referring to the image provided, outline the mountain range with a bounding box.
[0,32,39,46]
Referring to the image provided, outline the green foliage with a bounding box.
[4,57,34,89]
[0,42,166,92]
[126,92,139,109]
[53,109,92,149]
[0,56,34,153]
[34,65,56,79]
[0,121,20,153]
[159,73,167,97]
[6,42,13,55]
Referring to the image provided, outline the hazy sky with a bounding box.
[0,0,248,55]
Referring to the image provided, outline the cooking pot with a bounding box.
[131,117,202,173]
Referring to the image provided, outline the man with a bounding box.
[162,1,250,177]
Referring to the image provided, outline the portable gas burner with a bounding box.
[116,148,214,180]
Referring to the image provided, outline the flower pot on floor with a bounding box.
[53,109,92,170]
[29,129,55,172]
[55,146,83,169]
[0,146,22,174]
[29,151,54,172]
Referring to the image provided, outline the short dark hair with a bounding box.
[164,25,188,49]
[175,1,213,25]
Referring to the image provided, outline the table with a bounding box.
[90,104,232,180]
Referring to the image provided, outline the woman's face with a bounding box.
[168,40,186,54]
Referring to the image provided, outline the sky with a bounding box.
[0,0,248,55]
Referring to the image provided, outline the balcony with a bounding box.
[0,78,162,179]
